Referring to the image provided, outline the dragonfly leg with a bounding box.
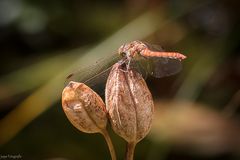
[126,59,131,71]
[119,58,131,73]
[117,58,130,73]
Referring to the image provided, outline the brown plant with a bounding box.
[105,62,154,160]
[62,81,116,160]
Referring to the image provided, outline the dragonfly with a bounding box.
[66,40,186,94]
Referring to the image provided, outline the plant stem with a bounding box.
[125,142,136,160]
[101,129,117,160]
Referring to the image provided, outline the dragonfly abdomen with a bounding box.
[141,49,186,60]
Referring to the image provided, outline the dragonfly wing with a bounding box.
[143,42,164,52]
[65,53,121,95]
[84,66,113,96]
[146,57,182,78]
[129,59,148,79]
[138,42,184,78]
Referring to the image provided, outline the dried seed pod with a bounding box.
[62,81,107,133]
[105,62,154,143]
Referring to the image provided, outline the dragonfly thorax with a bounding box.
[118,41,147,60]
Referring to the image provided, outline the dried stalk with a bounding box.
[101,129,117,160]
[125,142,136,160]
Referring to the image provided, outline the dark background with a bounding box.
[0,0,240,159]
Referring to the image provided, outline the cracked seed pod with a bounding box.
[105,62,154,143]
[62,81,107,133]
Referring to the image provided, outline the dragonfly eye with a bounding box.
[120,52,127,57]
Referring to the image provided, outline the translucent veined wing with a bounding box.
[65,53,121,95]
[141,42,183,78]
[143,41,164,52]
[146,57,182,78]
[129,58,149,79]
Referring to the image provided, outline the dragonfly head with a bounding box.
[118,43,127,57]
